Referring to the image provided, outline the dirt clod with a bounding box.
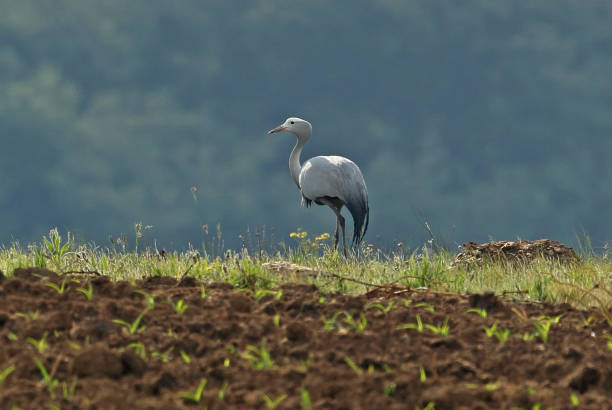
[73,347,124,378]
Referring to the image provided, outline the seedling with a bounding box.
[34,358,59,399]
[605,335,612,351]
[343,312,368,333]
[218,381,228,400]
[152,346,174,362]
[134,290,155,309]
[253,289,283,302]
[415,302,435,313]
[570,393,579,406]
[113,309,149,334]
[66,340,81,350]
[366,300,395,313]
[261,393,287,409]
[224,358,231,367]
[383,382,397,396]
[180,350,191,364]
[424,317,450,337]
[273,314,281,327]
[419,367,427,382]
[128,342,148,360]
[297,354,312,373]
[45,277,69,295]
[243,339,275,370]
[466,308,487,318]
[300,387,312,408]
[62,376,78,401]
[531,316,560,343]
[0,365,15,385]
[27,332,49,354]
[43,228,70,262]
[179,378,207,403]
[486,381,500,391]
[165,299,188,314]
[344,356,363,376]
[321,311,345,331]
[397,314,424,332]
[15,310,40,321]
[416,402,436,410]
[200,284,209,299]
[7,332,18,341]
[76,280,93,300]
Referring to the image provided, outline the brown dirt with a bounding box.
[454,239,580,265]
[0,267,610,409]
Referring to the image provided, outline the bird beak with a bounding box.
[267,125,286,134]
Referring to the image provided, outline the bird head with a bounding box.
[268,117,312,139]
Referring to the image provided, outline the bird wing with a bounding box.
[299,156,369,245]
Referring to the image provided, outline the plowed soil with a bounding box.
[0,267,610,409]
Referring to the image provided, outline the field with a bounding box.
[0,231,610,409]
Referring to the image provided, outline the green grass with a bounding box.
[0,229,610,315]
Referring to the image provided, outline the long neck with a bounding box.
[289,136,307,188]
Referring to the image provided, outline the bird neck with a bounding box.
[289,136,307,188]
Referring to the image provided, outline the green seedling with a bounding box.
[532,317,558,343]
[180,350,191,364]
[403,299,412,308]
[45,277,69,294]
[483,321,499,337]
[7,332,18,341]
[243,339,275,370]
[62,376,78,401]
[152,346,174,362]
[76,280,93,300]
[300,387,312,408]
[273,314,281,327]
[486,381,500,391]
[128,342,148,360]
[200,284,209,299]
[165,299,188,314]
[416,402,436,410]
[297,354,312,373]
[318,296,326,304]
[466,308,487,318]
[321,311,345,331]
[113,309,149,334]
[570,393,579,406]
[34,358,59,399]
[605,335,612,351]
[424,317,450,337]
[261,393,287,409]
[366,300,395,313]
[419,367,427,382]
[218,381,228,401]
[224,358,231,367]
[415,302,435,313]
[66,340,81,350]
[179,378,207,403]
[343,312,368,333]
[253,289,283,302]
[0,365,15,385]
[383,382,397,396]
[15,310,40,321]
[134,290,155,309]
[27,332,49,354]
[397,314,424,332]
[344,356,363,376]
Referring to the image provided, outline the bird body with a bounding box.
[268,117,369,255]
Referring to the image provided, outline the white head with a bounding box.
[268,117,312,139]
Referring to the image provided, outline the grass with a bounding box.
[0,228,610,315]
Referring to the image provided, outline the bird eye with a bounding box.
[290,121,294,124]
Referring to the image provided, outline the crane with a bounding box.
[268,117,369,256]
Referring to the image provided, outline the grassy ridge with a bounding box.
[1,229,610,316]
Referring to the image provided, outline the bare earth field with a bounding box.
[0,267,610,409]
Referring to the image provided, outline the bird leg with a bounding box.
[318,197,348,257]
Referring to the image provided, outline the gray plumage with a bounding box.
[268,117,369,255]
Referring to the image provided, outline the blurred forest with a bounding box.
[1,1,611,251]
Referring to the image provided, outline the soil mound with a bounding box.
[454,239,580,265]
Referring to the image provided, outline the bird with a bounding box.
[268,117,369,256]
